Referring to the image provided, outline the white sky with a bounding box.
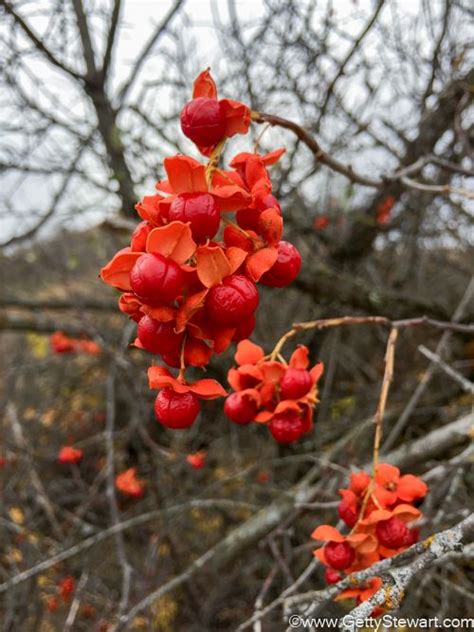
[0,0,472,246]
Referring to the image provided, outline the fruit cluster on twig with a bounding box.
[224,340,323,444]
[312,463,428,610]
[100,69,311,435]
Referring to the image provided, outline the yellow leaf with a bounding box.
[37,575,50,588]
[40,409,56,427]
[23,407,36,421]
[152,595,178,630]
[5,548,23,564]
[26,333,49,359]
[9,506,25,525]
[158,543,170,557]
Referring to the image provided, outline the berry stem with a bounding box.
[269,329,297,360]
[178,334,187,383]
[270,316,400,533]
[270,316,389,360]
[206,138,226,186]
[221,217,261,247]
[253,122,271,153]
[351,327,398,533]
[270,314,470,359]
[372,327,398,474]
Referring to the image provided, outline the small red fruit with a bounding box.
[376,516,410,549]
[236,207,261,232]
[59,576,75,602]
[160,351,181,368]
[130,253,184,304]
[224,392,257,425]
[324,541,355,570]
[349,471,371,495]
[180,97,225,147]
[207,274,259,326]
[236,195,282,232]
[154,388,200,429]
[260,241,302,287]
[58,446,83,465]
[186,451,207,469]
[324,568,342,584]
[338,498,358,528]
[404,527,419,547]
[232,314,256,341]
[268,413,304,444]
[280,368,312,400]
[137,315,183,355]
[223,225,255,252]
[46,596,59,612]
[169,193,220,242]
[115,468,145,498]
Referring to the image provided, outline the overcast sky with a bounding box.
[1,0,472,247]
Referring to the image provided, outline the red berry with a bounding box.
[224,392,257,425]
[236,195,282,232]
[280,368,312,400]
[169,193,220,242]
[46,596,59,612]
[376,517,409,549]
[236,207,262,232]
[130,253,184,304]
[232,314,256,342]
[130,221,152,252]
[180,97,225,147]
[324,568,342,584]
[268,413,304,444]
[404,527,419,547]
[59,576,75,601]
[58,446,83,465]
[154,388,200,429]
[207,274,259,326]
[349,471,371,496]
[260,241,301,287]
[338,498,358,528]
[223,225,254,252]
[137,315,183,355]
[160,351,181,368]
[324,541,355,570]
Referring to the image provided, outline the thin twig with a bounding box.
[418,345,474,394]
[63,571,89,631]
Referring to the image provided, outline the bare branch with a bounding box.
[0,0,83,80]
[418,345,474,394]
[102,0,123,79]
[71,0,98,78]
[117,0,185,105]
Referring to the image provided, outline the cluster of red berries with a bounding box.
[311,463,428,607]
[50,331,101,355]
[46,575,75,612]
[224,340,323,443]
[100,69,303,430]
